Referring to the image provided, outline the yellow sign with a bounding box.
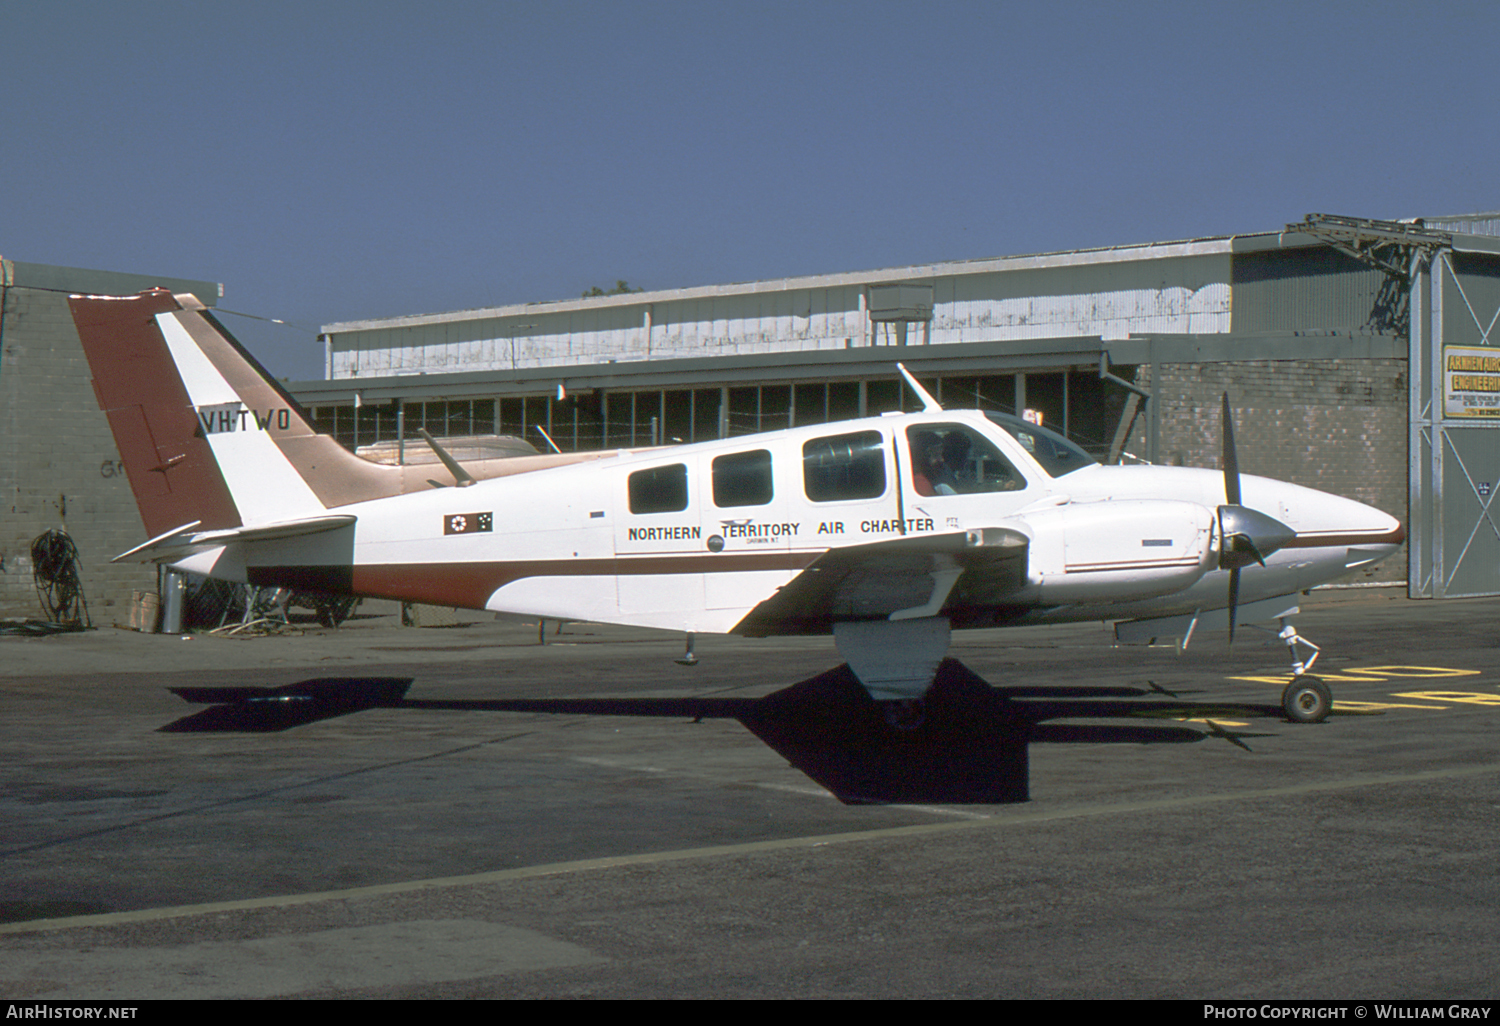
[1445,346,1500,417]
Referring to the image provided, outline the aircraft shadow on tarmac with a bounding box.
[158,660,1295,805]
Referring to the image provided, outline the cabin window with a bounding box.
[628,463,688,514]
[803,430,886,502]
[907,425,1025,495]
[712,449,774,507]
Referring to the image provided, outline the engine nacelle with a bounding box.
[1012,499,1216,604]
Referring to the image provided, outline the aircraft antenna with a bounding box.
[895,364,942,412]
[418,429,476,487]
[534,424,563,454]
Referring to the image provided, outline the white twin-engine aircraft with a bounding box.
[72,290,1403,777]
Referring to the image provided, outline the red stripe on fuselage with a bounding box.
[1284,523,1406,549]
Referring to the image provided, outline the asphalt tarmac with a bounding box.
[1,589,1498,1000]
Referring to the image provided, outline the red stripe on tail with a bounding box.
[70,290,242,536]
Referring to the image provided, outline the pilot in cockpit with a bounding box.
[912,432,960,496]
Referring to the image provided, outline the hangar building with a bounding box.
[300,213,1500,599]
[3,213,1496,620]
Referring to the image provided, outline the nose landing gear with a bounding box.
[1277,617,1330,723]
[1278,619,1321,677]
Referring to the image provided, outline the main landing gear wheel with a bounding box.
[314,594,360,629]
[1281,676,1332,724]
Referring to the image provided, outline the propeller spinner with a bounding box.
[1218,394,1295,643]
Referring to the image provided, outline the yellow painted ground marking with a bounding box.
[1341,666,1482,678]
[1133,709,1252,727]
[1229,665,1483,686]
[1325,703,1389,716]
[1333,700,1449,712]
[1393,690,1500,706]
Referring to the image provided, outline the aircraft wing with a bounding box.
[112,514,358,563]
[733,527,1030,636]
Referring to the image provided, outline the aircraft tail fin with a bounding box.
[69,290,389,538]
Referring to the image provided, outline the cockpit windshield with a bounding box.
[985,412,1099,478]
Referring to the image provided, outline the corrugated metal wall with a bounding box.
[1230,248,1393,333]
[1409,246,1500,598]
[1424,212,1500,238]
[326,250,1236,378]
[933,256,1230,343]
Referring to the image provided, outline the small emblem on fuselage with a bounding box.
[445,512,493,535]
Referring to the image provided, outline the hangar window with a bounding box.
[628,463,688,514]
[713,449,774,507]
[803,430,886,502]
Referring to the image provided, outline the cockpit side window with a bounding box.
[803,430,887,502]
[907,424,1025,495]
[983,412,1098,478]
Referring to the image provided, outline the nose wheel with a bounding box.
[1281,675,1332,723]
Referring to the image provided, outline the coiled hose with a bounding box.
[30,528,91,627]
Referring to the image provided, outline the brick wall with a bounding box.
[0,285,155,621]
[1124,357,1408,584]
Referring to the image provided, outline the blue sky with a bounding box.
[4,1,1497,380]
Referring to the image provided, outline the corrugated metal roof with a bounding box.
[1423,211,1500,237]
[0,258,221,307]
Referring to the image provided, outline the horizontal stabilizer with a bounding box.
[113,514,357,563]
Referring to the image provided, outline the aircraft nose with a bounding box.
[1340,499,1405,570]
[1338,494,1404,542]
[1282,489,1405,562]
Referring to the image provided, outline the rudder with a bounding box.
[70,290,244,537]
[70,289,328,536]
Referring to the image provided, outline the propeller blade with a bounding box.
[1227,566,1240,646]
[1241,538,1268,568]
[1215,394,1295,646]
[1222,393,1242,644]
[1221,392,1241,507]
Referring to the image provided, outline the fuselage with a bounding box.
[173,407,1404,635]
